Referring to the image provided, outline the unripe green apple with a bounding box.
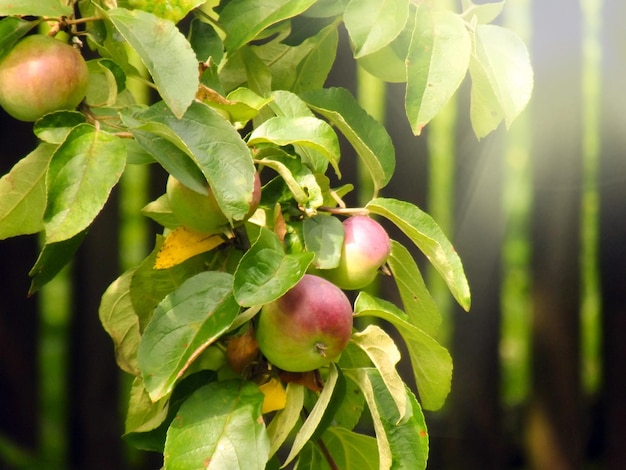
[166,173,261,233]
[0,35,88,122]
[322,215,391,290]
[255,274,353,372]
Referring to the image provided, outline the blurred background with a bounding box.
[1,0,625,468]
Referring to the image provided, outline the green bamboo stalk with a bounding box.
[38,263,71,466]
[500,0,533,406]
[580,0,603,395]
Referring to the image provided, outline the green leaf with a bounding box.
[218,0,318,52]
[461,0,505,24]
[347,369,428,469]
[469,24,533,138]
[249,116,341,178]
[0,143,55,240]
[131,101,257,221]
[28,230,87,295]
[219,45,272,96]
[310,367,348,441]
[302,87,396,194]
[387,240,441,337]
[127,0,205,23]
[302,0,347,18]
[356,19,413,83]
[106,8,199,118]
[99,268,141,375]
[257,22,339,94]
[283,363,339,466]
[125,138,155,165]
[233,226,314,307]
[0,0,71,16]
[188,17,224,63]
[291,23,339,94]
[164,380,269,470]
[354,293,452,411]
[257,149,323,210]
[268,90,329,174]
[138,271,239,401]
[125,370,217,452]
[331,373,366,431]
[354,3,415,83]
[123,117,206,194]
[298,427,379,470]
[33,112,86,144]
[44,124,126,244]
[0,17,39,61]
[388,386,429,469]
[200,87,272,127]
[367,197,470,311]
[351,325,408,423]
[270,90,314,118]
[303,215,344,269]
[266,383,305,457]
[344,0,409,58]
[141,194,179,229]
[124,376,169,437]
[405,7,471,135]
[85,58,126,107]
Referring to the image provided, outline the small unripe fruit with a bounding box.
[255,274,353,372]
[323,215,391,290]
[0,35,88,122]
[166,173,261,234]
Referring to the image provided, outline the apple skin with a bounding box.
[255,274,353,372]
[322,215,391,290]
[166,173,261,234]
[0,35,88,122]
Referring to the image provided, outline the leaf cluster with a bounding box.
[0,0,532,468]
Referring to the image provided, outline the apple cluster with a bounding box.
[256,215,390,372]
[167,175,391,373]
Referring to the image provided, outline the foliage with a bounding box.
[0,0,532,468]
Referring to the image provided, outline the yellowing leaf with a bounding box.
[259,378,287,414]
[155,226,226,269]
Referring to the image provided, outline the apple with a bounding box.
[166,172,261,234]
[0,35,88,122]
[322,215,391,290]
[255,274,353,372]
